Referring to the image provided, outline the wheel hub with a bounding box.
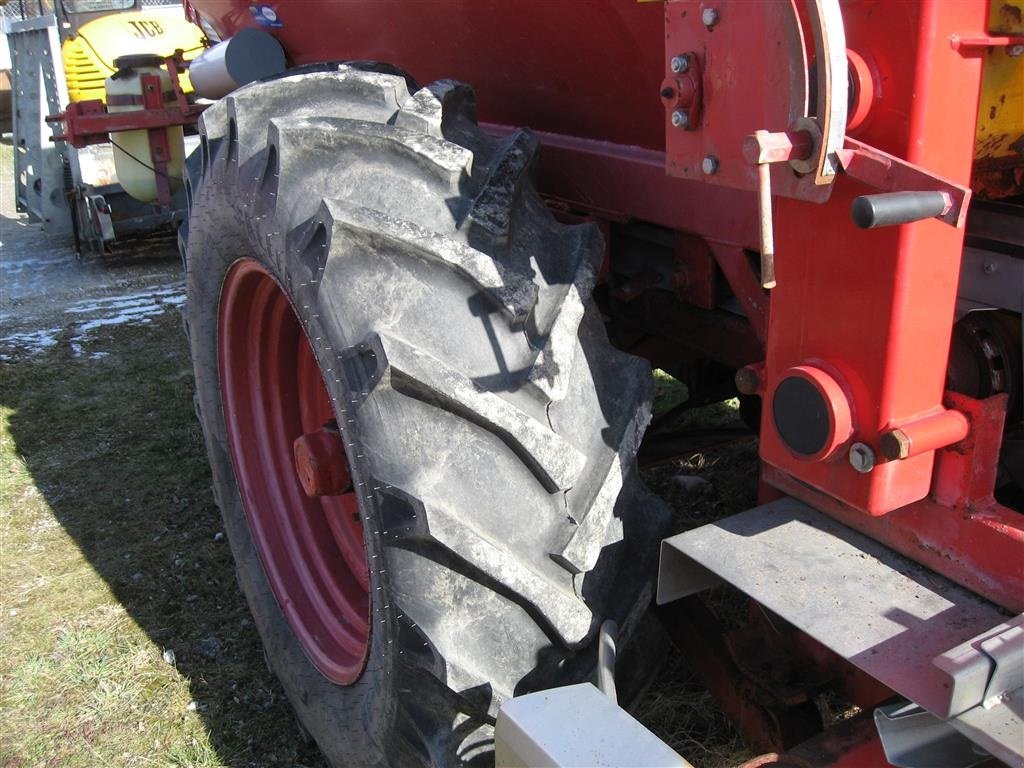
[218,258,370,685]
[293,426,353,497]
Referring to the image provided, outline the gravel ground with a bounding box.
[1,140,185,361]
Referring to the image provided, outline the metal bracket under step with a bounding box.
[657,498,1024,766]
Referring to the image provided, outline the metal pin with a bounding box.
[756,161,776,289]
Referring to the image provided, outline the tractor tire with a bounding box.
[182,65,670,768]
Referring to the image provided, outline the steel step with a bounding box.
[657,497,1023,765]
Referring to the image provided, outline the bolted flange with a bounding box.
[293,425,352,496]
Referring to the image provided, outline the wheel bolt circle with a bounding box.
[293,428,351,496]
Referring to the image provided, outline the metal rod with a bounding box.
[596,619,618,704]
[757,162,776,289]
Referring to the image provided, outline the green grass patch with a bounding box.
[1,310,326,767]
[652,369,688,414]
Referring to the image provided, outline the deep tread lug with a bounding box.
[379,332,587,492]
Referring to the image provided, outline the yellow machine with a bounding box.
[62,6,205,102]
[9,0,209,252]
[973,0,1024,198]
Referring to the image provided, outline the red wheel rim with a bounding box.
[218,259,370,685]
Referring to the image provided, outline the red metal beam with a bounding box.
[49,100,205,148]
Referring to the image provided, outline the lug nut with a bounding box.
[671,109,690,129]
[293,426,352,497]
[670,54,691,73]
[734,365,761,395]
[702,7,719,28]
[702,155,719,175]
[848,442,876,474]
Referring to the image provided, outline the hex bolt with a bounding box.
[880,429,911,461]
[1009,44,1024,57]
[702,7,719,28]
[734,365,760,395]
[849,442,876,474]
[670,54,691,73]
[671,109,690,129]
[702,155,720,175]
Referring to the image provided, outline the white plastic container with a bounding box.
[105,54,185,203]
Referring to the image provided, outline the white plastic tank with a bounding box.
[105,54,185,203]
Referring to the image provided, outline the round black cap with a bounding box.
[772,376,830,456]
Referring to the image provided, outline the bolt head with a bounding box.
[734,365,760,395]
[702,7,719,27]
[702,155,720,175]
[848,442,876,474]
[670,54,691,73]
[880,429,911,461]
[671,109,690,129]
[1009,44,1024,57]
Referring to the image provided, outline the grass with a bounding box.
[652,369,689,414]
[1,309,326,768]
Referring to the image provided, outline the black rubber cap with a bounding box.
[772,376,829,456]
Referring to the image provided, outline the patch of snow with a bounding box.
[1,282,185,359]
[65,284,185,315]
[0,328,61,354]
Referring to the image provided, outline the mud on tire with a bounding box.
[182,64,670,767]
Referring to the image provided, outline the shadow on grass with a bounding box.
[1,271,327,766]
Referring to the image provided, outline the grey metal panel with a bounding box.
[495,683,693,768]
[6,14,62,33]
[949,686,1024,767]
[958,247,1024,314]
[936,615,1024,725]
[657,539,722,605]
[874,703,993,768]
[8,14,72,233]
[657,498,1006,720]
